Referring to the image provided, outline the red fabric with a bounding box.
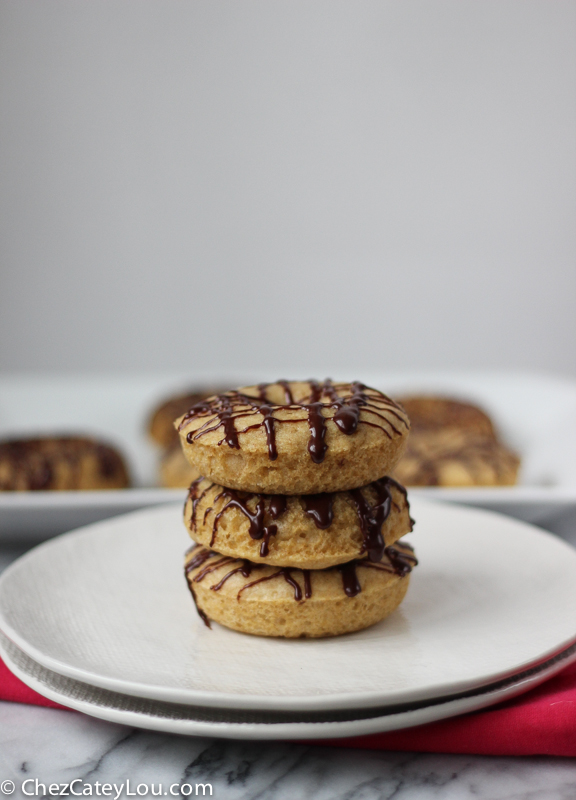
[314,663,576,757]
[2,655,576,756]
[0,657,66,710]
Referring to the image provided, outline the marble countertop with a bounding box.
[1,546,575,799]
[1,702,575,800]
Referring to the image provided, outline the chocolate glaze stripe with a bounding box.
[179,380,408,465]
[237,568,303,602]
[348,476,411,563]
[187,476,412,561]
[303,570,312,599]
[338,563,362,597]
[184,545,216,574]
[194,556,237,583]
[278,380,295,404]
[187,584,211,628]
[184,542,417,607]
[303,494,333,529]
[187,480,216,531]
[259,405,278,460]
[211,561,252,591]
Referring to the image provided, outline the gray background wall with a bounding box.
[0,0,574,378]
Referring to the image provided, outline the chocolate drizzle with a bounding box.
[303,494,333,529]
[382,545,418,577]
[189,585,211,628]
[183,545,214,627]
[184,541,417,611]
[338,563,362,597]
[179,380,408,465]
[278,380,295,404]
[188,475,412,561]
[259,405,278,460]
[188,478,289,557]
[349,476,410,563]
[269,495,288,519]
[211,560,252,591]
[303,570,312,599]
[325,381,367,435]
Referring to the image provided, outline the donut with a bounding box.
[148,387,228,448]
[184,476,413,569]
[176,381,410,494]
[0,437,130,491]
[394,429,520,486]
[159,445,200,489]
[184,541,417,638]
[397,396,496,439]
[393,395,519,487]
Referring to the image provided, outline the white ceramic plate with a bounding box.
[2,631,575,740]
[1,371,576,540]
[1,500,576,714]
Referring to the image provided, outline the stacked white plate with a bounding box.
[1,499,576,739]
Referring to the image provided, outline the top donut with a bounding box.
[175,380,410,494]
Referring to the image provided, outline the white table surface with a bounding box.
[0,546,575,799]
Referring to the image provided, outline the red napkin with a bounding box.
[2,656,576,756]
[0,658,65,709]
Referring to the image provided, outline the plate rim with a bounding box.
[2,631,576,740]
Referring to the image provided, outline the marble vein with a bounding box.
[1,703,576,799]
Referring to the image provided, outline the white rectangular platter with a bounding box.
[1,371,575,540]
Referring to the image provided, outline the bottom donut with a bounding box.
[184,541,417,638]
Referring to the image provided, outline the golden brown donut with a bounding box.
[397,396,497,439]
[148,387,227,448]
[159,445,200,489]
[176,381,410,494]
[393,396,519,487]
[184,476,413,569]
[394,429,520,487]
[0,437,130,491]
[184,541,417,638]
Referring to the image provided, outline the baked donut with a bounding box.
[159,445,200,489]
[0,437,130,491]
[394,429,520,487]
[397,396,496,439]
[176,381,410,494]
[185,476,413,569]
[148,387,227,448]
[184,541,417,638]
[394,395,519,487]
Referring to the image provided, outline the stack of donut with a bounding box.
[176,381,417,638]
